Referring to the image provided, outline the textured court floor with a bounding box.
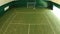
[0,7,60,34]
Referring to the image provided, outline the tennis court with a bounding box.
[0,7,60,34]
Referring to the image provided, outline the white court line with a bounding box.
[3,14,16,34]
[10,23,28,25]
[10,23,48,25]
[15,12,45,14]
[28,24,30,34]
[43,14,56,34]
[15,12,36,14]
[0,13,15,31]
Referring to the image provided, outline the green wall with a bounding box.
[12,0,48,7]
[12,0,27,7]
[0,0,50,16]
[0,0,60,16]
[53,2,60,8]
[36,0,47,7]
[0,1,13,16]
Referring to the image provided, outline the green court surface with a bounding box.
[0,7,60,34]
